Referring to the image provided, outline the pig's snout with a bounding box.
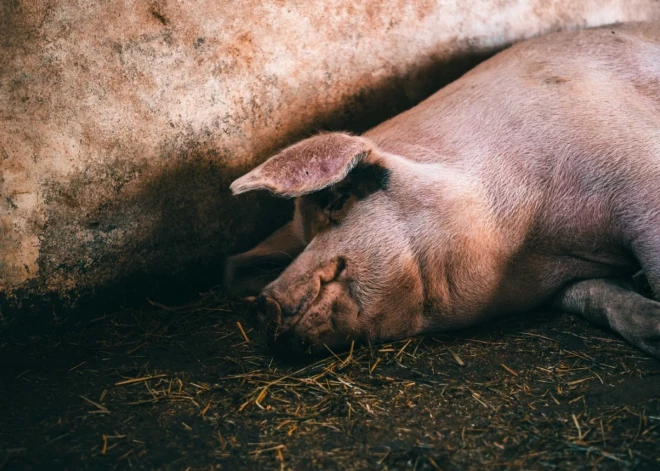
[250,294,309,353]
[247,256,360,354]
[252,295,283,332]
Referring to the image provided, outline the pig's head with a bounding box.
[227,133,428,353]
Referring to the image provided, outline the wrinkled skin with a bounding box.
[227,23,660,358]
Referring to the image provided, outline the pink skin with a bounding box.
[228,24,660,358]
[254,193,427,353]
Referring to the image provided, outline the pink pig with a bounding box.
[227,23,660,358]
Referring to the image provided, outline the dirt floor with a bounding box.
[1,290,659,470]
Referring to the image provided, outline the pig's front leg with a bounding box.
[552,278,660,359]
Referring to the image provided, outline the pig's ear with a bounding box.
[230,133,373,197]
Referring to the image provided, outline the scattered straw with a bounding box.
[500,363,518,377]
[3,290,659,470]
[447,347,465,366]
[115,374,167,386]
[79,395,110,414]
[236,321,250,343]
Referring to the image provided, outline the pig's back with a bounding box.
[365,22,660,175]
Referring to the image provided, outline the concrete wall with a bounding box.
[2,0,660,312]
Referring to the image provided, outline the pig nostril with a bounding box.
[254,295,282,324]
[264,297,282,322]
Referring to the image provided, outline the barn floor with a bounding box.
[1,290,659,470]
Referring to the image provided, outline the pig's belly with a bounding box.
[488,252,639,316]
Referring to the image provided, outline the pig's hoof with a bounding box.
[614,303,660,359]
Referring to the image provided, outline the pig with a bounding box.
[226,23,660,359]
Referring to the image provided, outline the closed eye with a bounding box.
[329,194,350,214]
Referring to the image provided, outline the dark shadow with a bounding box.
[1,46,502,334]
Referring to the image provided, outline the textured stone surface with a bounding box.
[2,0,660,310]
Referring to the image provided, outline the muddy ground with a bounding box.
[1,290,659,470]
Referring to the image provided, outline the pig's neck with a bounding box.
[393,157,525,330]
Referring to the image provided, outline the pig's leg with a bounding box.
[552,278,660,359]
[224,221,306,297]
[631,237,660,298]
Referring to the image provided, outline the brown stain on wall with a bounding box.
[1,0,660,316]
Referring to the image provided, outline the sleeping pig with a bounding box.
[226,23,660,358]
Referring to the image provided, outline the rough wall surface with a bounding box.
[2,0,660,310]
